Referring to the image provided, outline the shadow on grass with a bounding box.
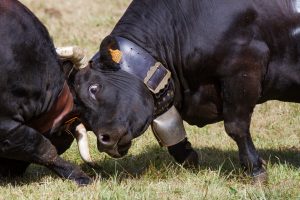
[0,164,54,186]
[1,145,299,186]
[81,145,300,181]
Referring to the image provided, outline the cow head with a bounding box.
[76,35,177,158]
[74,61,155,158]
[58,35,178,159]
[57,44,155,159]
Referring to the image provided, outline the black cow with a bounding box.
[0,0,109,185]
[89,0,300,182]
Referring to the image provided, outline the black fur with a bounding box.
[94,0,300,182]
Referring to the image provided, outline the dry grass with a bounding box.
[0,0,300,199]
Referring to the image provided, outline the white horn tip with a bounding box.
[75,124,95,165]
[56,46,89,70]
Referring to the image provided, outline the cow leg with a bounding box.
[220,41,269,183]
[223,113,266,182]
[222,78,267,182]
[0,122,91,185]
[45,130,75,155]
[0,158,30,178]
[167,138,199,168]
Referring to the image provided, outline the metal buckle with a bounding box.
[144,62,171,94]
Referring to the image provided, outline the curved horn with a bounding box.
[74,123,95,165]
[56,46,88,70]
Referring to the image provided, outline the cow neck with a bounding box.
[108,36,175,117]
[27,81,80,134]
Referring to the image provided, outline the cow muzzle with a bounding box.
[97,131,132,158]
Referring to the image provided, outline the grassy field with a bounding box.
[1,0,300,199]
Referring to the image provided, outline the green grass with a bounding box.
[1,0,300,199]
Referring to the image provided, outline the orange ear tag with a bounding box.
[109,48,122,63]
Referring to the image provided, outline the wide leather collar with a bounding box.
[93,36,175,116]
[109,36,172,94]
[27,82,77,134]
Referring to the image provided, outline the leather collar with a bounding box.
[93,36,175,116]
[27,82,77,134]
[109,37,171,94]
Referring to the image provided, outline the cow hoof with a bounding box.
[252,169,268,185]
[75,176,92,186]
[182,150,199,168]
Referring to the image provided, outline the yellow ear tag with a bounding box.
[109,48,122,63]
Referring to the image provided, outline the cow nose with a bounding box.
[99,134,114,146]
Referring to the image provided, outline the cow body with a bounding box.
[0,0,112,185]
[93,0,300,181]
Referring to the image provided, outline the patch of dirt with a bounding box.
[44,8,62,18]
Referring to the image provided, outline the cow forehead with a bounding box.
[1,0,12,9]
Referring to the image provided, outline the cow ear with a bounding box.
[99,35,120,71]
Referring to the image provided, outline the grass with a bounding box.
[1,0,300,199]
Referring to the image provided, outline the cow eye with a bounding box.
[88,84,100,100]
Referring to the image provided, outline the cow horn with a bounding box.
[56,46,88,70]
[74,123,95,166]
